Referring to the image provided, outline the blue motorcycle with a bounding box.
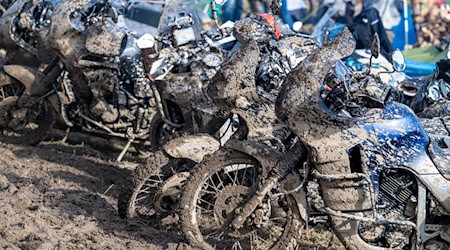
[276,28,450,249]
[180,28,450,250]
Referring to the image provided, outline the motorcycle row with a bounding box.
[0,0,449,249]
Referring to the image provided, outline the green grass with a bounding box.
[403,45,447,63]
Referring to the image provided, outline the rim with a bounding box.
[0,82,24,100]
[133,161,191,222]
[133,173,164,220]
[191,161,291,250]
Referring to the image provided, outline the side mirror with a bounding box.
[136,34,155,49]
[370,33,380,59]
[392,50,406,72]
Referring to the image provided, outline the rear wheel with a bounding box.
[0,79,54,146]
[180,149,301,250]
[118,152,194,227]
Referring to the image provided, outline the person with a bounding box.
[364,0,403,30]
[322,0,356,25]
[222,0,243,22]
[286,0,308,22]
[353,11,392,57]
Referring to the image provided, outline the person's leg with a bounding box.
[280,0,294,27]
[249,0,259,13]
[229,0,243,21]
[289,10,302,21]
[222,0,236,22]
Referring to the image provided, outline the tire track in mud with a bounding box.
[0,141,189,250]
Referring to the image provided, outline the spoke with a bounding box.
[139,186,152,193]
[241,167,248,186]
[204,179,220,194]
[232,240,243,250]
[144,178,162,186]
[1,86,5,100]
[225,171,235,185]
[196,204,213,215]
[233,166,240,185]
[135,195,151,202]
[198,197,215,209]
[206,230,225,240]
[214,172,225,189]
[208,175,221,192]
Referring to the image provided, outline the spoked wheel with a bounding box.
[0,79,54,146]
[118,152,194,227]
[180,149,300,250]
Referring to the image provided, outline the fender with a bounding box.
[0,70,14,87]
[163,134,221,163]
[3,65,48,95]
[224,140,284,177]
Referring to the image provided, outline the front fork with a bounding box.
[231,142,308,229]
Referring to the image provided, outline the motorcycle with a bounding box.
[179,28,450,249]
[0,0,226,159]
[117,12,318,230]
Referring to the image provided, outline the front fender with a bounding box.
[223,140,284,176]
[163,134,221,163]
[3,65,47,95]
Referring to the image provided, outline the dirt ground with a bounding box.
[0,130,343,250]
[0,137,187,250]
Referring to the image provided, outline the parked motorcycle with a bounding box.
[118,12,318,230]
[0,0,222,157]
[179,29,450,249]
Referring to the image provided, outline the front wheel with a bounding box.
[180,149,301,250]
[0,79,54,146]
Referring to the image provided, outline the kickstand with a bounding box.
[116,139,133,163]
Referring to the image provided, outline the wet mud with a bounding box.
[0,140,191,250]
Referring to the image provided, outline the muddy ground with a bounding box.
[0,131,342,250]
[0,134,188,250]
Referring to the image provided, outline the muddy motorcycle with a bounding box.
[0,1,186,154]
[0,0,62,145]
[117,13,318,232]
[406,53,450,119]
[0,1,138,149]
[179,30,450,250]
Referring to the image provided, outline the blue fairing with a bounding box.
[358,103,429,191]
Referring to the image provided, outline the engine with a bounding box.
[358,169,417,249]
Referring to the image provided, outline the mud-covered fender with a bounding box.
[163,134,221,163]
[224,140,283,177]
[0,70,14,86]
[3,65,48,95]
